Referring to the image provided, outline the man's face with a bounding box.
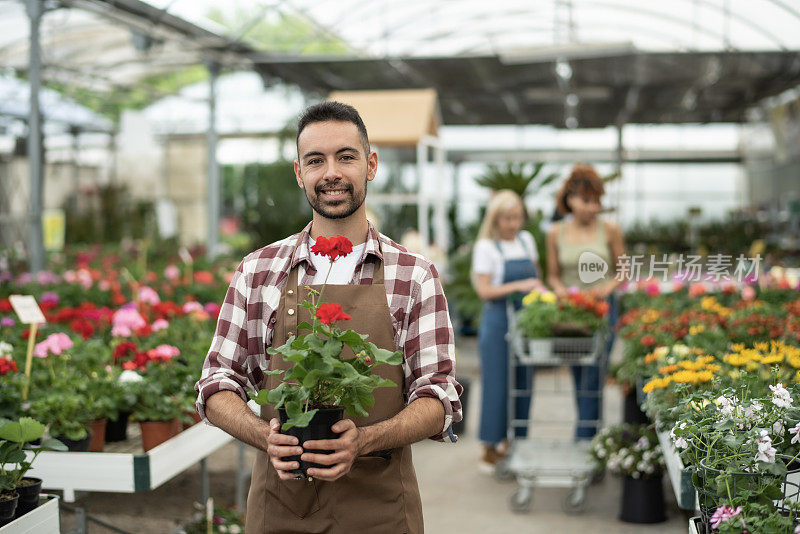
[294,120,377,220]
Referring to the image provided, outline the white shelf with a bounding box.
[0,494,60,534]
[25,423,233,502]
[656,424,698,511]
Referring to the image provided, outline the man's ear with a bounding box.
[367,150,378,182]
[294,160,304,188]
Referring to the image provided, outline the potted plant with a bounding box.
[28,390,94,452]
[668,376,800,532]
[590,423,666,524]
[180,503,244,534]
[0,417,67,524]
[250,235,402,476]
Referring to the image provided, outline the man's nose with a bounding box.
[322,157,343,180]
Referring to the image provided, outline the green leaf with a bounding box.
[321,339,343,359]
[264,369,285,376]
[302,370,323,389]
[296,321,313,333]
[337,330,368,347]
[366,343,402,365]
[300,300,315,312]
[249,390,270,405]
[375,378,396,388]
[39,438,68,452]
[282,408,317,431]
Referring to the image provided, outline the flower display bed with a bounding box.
[0,494,59,534]
[24,422,232,502]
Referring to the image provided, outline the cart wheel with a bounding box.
[494,459,514,482]
[562,487,587,514]
[509,487,533,513]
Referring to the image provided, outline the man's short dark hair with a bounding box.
[296,101,370,154]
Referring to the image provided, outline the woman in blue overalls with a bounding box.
[471,190,543,470]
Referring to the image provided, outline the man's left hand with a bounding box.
[300,419,362,481]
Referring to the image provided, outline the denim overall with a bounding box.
[478,236,537,445]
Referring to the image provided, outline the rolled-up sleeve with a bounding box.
[194,261,261,423]
[403,265,463,442]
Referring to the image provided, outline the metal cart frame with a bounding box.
[497,302,609,514]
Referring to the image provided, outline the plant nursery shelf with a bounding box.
[656,423,697,511]
[24,423,233,502]
[0,495,60,534]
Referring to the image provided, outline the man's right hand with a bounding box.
[266,418,305,480]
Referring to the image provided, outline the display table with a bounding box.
[656,425,697,511]
[25,422,233,503]
[0,494,60,534]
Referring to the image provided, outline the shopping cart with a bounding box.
[496,302,609,514]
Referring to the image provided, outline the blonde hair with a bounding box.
[477,189,526,241]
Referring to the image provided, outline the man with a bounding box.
[195,101,462,534]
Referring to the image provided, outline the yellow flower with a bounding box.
[540,291,557,304]
[659,364,678,374]
[689,325,706,335]
[522,291,540,306]
[654,346,669,359]
[761,354,784,365]
[672,370,698,384]
[642,376,672,393]
[730,343,745,353]
[641,310,660,324]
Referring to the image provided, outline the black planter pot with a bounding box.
[623,389,650,425]
[452,377,470,436]
[278,406,344,476]
[13,477,42,519]
[56,431,92,452]
[619,473,667,523]
[105,411,131,442]
[0,492,18,527]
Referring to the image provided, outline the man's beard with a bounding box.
[303,176,367,220]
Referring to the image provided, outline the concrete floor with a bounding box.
[58,334,691,533]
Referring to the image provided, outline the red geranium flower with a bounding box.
[315,303,352,325]
[0,357,17,375]
[311,235,353,262]
[194,271,214,285]
[113,341,138,360]
[0,299,12,313]
[640,334,656,347]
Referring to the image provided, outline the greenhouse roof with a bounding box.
[253,51,800,127]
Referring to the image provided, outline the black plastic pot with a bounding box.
[619,473,666,523]
[0,492,18,527]
[623,389,650,425]
[452,377,470,436]
[105,411,131,442]
[56,432,92,452]
[278,406,344,476]
[13,477,42,519]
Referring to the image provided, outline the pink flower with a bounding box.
[644,281,660,297]
[741,285,756,301]
[138,286,161,305]
[62,270,76,283]
[203,302,220,316]
[182,301,203,314]
[99,280,110,291]
[112,308,146,331]
[33,332,74,358]
[152,319,169,332]
[111,325,132,338]
[710,506,742,529]
[148,344,180,362]
[164,265,180,280]
[688,282,707,298]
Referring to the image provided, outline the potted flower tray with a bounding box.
[655,422,697,511]
[21,422,232,503]
[0,494,59,534]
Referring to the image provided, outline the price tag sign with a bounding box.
[9,295,46,325]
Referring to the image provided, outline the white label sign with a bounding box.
[178,247,193,265]
[9,295,46,325]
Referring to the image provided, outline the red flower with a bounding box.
[70,318,95,340]
[594,301,610,317]
[315,303,352,325]
[640,334,656,347]
[113,341,138,360]
[0,357,17,375]
[0,299,12,313]
[194,271,214,285]
[311,235,353,262]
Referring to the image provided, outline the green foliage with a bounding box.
[0,417,66,491]
[221,161,311,249]
[474,163,559,198]
[250,287,402,431]
[130,362,193,423]
[206,7,349,54]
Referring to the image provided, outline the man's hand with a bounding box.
[266,418,305,481]
[300,419,362,481]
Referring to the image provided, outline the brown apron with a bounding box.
[245,244,424,534]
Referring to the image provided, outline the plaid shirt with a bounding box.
[195,222,462,442]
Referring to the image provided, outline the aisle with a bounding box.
[411,334,687,533]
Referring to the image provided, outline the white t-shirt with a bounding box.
[309,238,367,285]
[471,230,538,286]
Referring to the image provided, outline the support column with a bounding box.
[206,61,220,260]
[26,0,44,273]
[433,141,449,254]
[416,141,429,256]
[615,123,624,224]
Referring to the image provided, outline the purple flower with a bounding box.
[36,271,60,285]
[0,272,12,283]
[204,302,220,315]
[40,291,60,305]
[0,317,14,328]
[16,273,33,285]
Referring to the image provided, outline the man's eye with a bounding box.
[307,158,322,165]
[340,154,355,161]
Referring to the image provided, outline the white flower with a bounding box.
[671,423,690,449]
[716,395,736,416]
[637,461,648,472]
[673,345,690,357]
[119,370,144,383]
[0,341,12,357]
[596,448,606,458]
[789,423,800,445]
[756,430,777,463]
[770,383,793,409]
[744,401,763,421]
[219,526,228,533]
[635,437,649,451]
[774,420,786,436]
[654,346,669,359]
[674,436,689,449]
[229,527,241,534]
